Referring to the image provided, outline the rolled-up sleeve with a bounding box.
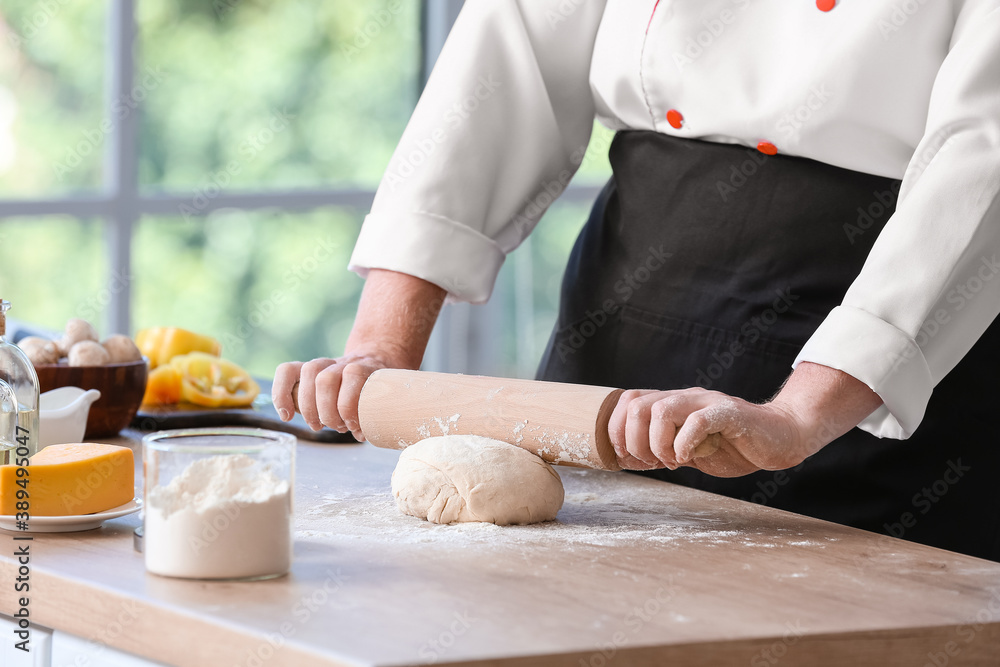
[794,2,1000,439]
[349,0,608,303]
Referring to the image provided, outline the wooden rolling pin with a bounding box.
[357,369,727,470]
[357,369,624,471]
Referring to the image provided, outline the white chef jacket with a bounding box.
[349,0,1000,440]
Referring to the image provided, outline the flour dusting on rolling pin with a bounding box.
[357,369,624,471]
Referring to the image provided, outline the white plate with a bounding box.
[0,498,142,533]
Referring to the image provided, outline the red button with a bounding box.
[816,0,836,11]
[757,141,778,156]
[666,109,684,129]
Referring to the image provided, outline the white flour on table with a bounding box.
[296,468,825,552]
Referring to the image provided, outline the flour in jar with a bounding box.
[144,453,292,579]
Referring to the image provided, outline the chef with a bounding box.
[275,1,1000,562]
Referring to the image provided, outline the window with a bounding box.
[0,1,610,379]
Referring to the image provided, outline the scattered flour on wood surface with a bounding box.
[564,492,600,503]
[296,468,802,552]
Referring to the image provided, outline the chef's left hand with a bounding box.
[609,388,807,477]
[608,363,884,477]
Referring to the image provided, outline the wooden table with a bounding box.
[2,431,999,666]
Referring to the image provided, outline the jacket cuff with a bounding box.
[792,305,933,439]
[348,210,507,304]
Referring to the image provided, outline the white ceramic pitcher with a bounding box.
[39,387,102,447]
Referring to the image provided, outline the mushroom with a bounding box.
[102,334,142,364]
[68,340,111,367]
[57,318,99,357]
[17,336,61,366]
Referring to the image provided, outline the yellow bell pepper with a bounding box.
[142,365,183,405]
[135,327,222,369]
[170,352,260,408]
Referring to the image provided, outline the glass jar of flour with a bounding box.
[142,428,295,580]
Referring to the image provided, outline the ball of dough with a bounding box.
[391,435,564,525]
[68,340,111,366]
[58,318,99,356]
[101,334,142,363]
[17,336,60,365]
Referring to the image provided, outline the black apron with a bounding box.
[538,130,1000,562]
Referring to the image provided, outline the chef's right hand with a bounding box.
[273,269,447,441]
[272,348,402,441]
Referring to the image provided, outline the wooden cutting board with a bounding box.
[132,379,354,443]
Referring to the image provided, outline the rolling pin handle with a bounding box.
[690,432,725,459]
